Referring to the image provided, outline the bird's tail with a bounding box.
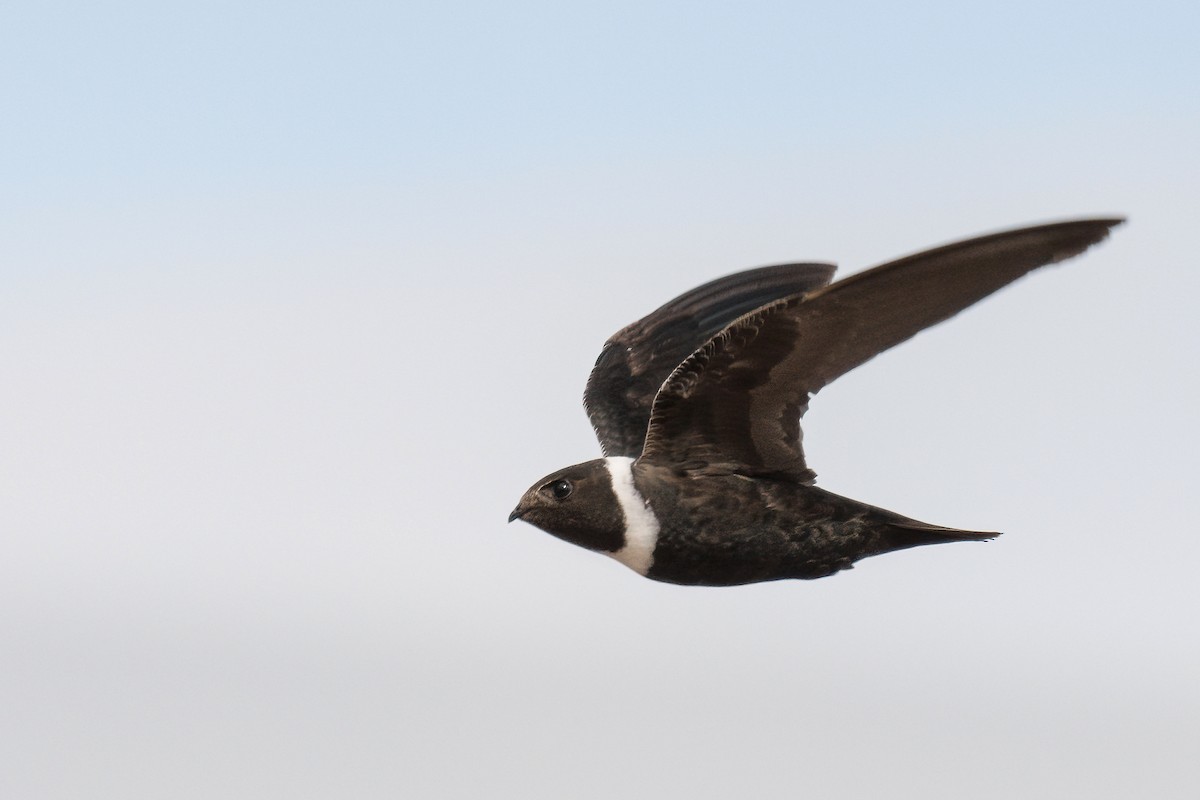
[879,519,1001,553]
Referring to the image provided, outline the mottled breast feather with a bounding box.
[584,262,836,458]
[640,218,1123,479]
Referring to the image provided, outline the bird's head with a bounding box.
[508,458,626,553]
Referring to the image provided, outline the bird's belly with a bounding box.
[645,515,863,586]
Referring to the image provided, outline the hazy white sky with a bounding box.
[3,2,1198,798]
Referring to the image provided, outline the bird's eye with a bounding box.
[549,479,573,500]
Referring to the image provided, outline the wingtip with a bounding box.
[1102,216,1127,238]
[1083,215,1127,235]
[1053,216,1126,261]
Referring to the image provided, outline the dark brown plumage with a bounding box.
[641,219,1121,481]
[585,262,836,458]
[511,218,1123,585]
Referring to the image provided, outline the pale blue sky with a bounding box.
[2,2,1198,798]
[3,1,1195,193]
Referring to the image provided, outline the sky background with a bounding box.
[3,2,1198,798]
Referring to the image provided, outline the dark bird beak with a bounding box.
[508,506,525,523]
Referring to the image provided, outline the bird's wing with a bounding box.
[584,262,836,457]
[640,218,1123,480]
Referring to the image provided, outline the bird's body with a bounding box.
[631,460,994,585]
[524,456,993,586]
[510,219,1122,586]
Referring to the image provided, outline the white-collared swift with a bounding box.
[509,219,1122,586]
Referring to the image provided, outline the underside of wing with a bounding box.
[640,218,1123,478]
[584,262,836,457]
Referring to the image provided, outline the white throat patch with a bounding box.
[604,457,660,575]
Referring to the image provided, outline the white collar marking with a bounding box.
[604,457,660,576]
